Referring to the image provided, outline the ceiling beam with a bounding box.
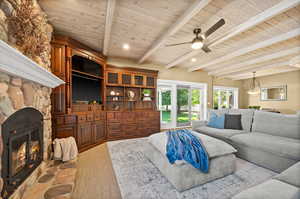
[138,0,212,64]
[166,0,300,69]
[224,61,290,78]
[188,28,300,71]
[209,47,300,76]
[103,0,116,56]
[231,68,299,80]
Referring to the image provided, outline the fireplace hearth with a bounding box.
[1,108,43,199]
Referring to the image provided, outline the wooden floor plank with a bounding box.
[72,143,122,199]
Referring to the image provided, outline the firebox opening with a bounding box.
[1,108,43,199]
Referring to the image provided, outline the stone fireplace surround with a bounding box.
[0,41,64,198]
[0,0,66,198]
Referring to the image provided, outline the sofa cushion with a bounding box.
[275,162,300,187]
[252,111,300,139]
[232,179,300,199]
[228,109,255,132]
[207,112,225,129]
[225,114,242,130]
[195,126,246,141]
[148,131,237,163]
[230,132,300,161]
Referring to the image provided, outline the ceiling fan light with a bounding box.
[191,41,203,50]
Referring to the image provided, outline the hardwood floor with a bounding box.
[72,143,122,199]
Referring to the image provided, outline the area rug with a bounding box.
[107,138,277,199]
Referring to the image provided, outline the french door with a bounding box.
[158,85,174,129]
[176,86,204,127]
[158,80,207,129]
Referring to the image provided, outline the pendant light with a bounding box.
[247,72,260,95]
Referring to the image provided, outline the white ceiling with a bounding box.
[39,0,300,80]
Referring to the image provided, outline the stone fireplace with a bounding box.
[0,0,64,198]
[1,108,44,198]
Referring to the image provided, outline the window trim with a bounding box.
[213,86,239,109]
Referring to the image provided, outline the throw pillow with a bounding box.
[207,112,225,129]
[224,114,243,130]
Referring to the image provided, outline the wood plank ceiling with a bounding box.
[39,0,300,80]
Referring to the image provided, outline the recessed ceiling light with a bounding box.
[123,43,130,50]
[191,58,197,62]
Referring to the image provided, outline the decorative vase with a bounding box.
[110,90,116,96]
[127,90,135,101]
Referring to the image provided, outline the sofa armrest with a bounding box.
[192,120,208,131]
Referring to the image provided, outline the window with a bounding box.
[157,80,207,129]
[213,86,239,109]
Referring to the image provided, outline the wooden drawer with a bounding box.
[65,115,76,124]
[107,130,122,138]
[94,112,106,121]
[100,112,106,120]
[54,124,76,139]
[89,104,103,111]
[94,113,101,121]
[107,112,122,122]
[108,122,121,131]
[122,123,137,136]
[54,116,64,125]
[77,114,86,123]
[107,122,122,138]
[122,112,136,123]
[122,123,136,130]
[53,115,76,125]
[148,111,160,119]
[87,113,94,121]
[72,104,89,112]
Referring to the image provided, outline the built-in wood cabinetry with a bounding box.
[51,36,160,152]
[105,66,160,140]
[106,111,160,139]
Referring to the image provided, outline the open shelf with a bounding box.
[72,69,103,79]
[105,66,158,111]
[71,53,104,106]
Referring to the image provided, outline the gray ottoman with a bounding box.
[144,131,237,192]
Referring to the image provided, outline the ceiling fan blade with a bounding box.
[204,18,225,38]
[202,45,211,53]
[165,41,192,47]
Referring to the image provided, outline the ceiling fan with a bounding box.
[165,18,225,53]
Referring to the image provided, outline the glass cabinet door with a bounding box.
[146,76,155,87]
[107,72,119,84]
[122,73,132,85]
[134,75,144,86]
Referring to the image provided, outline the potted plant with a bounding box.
[142,89,152,101]
[248,106,261,110]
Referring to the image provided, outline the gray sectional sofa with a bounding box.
[192,109,300,172]
[192,109,300,199]
[233,162,300,199]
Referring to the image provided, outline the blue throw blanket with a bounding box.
[166,129,209,173]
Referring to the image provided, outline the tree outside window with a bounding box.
[213,87,238,109]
